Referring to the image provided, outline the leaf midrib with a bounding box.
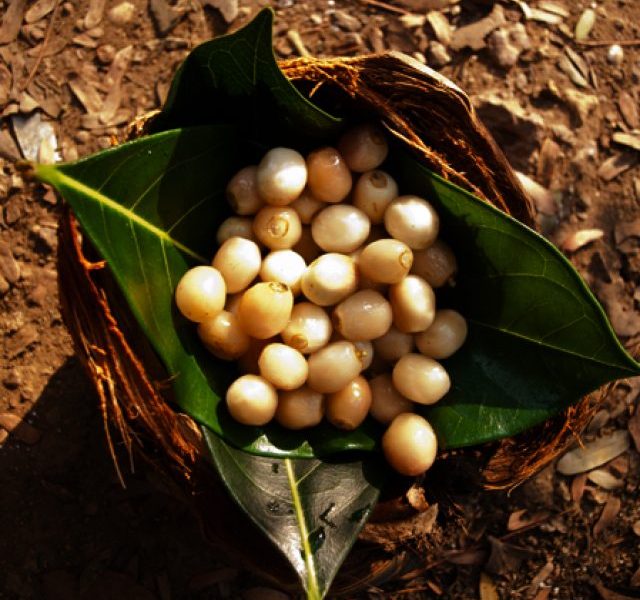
[470,320,640,374]
[35,164,207,263]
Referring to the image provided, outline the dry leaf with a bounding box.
[618,92,639,129]
[612,132,640,152]
[84,0,107,29]
[561,229,603,252]
[598,152,638,181]
[587,469,624,490]
[68,75,103,114]
[507,509,551,531]
[557,430,630,475]
[485,536,536,575]
[538,1,569,17]
[399,13,426,28]
[479,572,499,600]
[528,8,562,25]
[0,0,28,44]
[575,8,596,41]
[25,0,57,23]
[100,46,132,124]
[593,495,621,538]
[587,409,610,434]
[571,472,587,503]
[558,54,588,88]
[515,171,556,215]
[628,406,640,452]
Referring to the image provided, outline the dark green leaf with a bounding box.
[203,429,385,599]
[151,7,342,147]
[393,151,640,447]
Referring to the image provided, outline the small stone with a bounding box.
[0,241,20,284]
[3,368,22,389]
[607,44,624,66]
[6,324,39,358]
[428,41,451,67]
[96,43,116,64]
[107,1,135,25]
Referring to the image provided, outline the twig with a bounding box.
[23,0,62,91]
[577,38,640,47]
[358,0,410,15]
[287,29,311,58]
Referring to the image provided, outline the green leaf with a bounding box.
[150,8,342,146]
[393,151,640,447]
[203,429,384,599]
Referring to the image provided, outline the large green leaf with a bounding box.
[392,153,640,447]
[204,430,384,599]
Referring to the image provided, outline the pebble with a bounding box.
[3,368,21,389]
[107,1,135,25]
[428,41,451,67]
[0,241,20,284]
[607,44,624,66]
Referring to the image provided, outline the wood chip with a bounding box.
[587,468,624,490]
[0,0,28,44]
[561,228,604,252]
[612,132,640,152]
[0,412,42,444]
[593,495,621,538]
[26,37,67,57]
[618,91,639,129]
[597,152,638,181]
[571,472,587,503]
[575,8,596,42]
[450,3,506,51]
[25,0,57,23]
[479,572,498,600]
[557,430,630,475]
[68,74,103,114]
[84,0,107,29]
[426,11,451,46]
[538,1,569,17]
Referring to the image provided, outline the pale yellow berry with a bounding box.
[226,166,263,215]
[352,170,398,223]
[301,253,358,306]
[384,196,439,249]
[198,310,250,360]
[256,147,307,205]
[338,123,388,172]
[290,189,324,224]
[333,290,392,341]
[175,265,226,323]
[392,354,450,405]
[212,237,262,294]
[276,386,324,430]
[358,238,413,284]
[389,275,436,333]
[259,250,307,295]
[226,374,278,426]
[411,240,457,288]
[307,341,362,393]
[415,309,468,359]
[382,413,438,476]
[281,302,332,355]
[373,326,414,361]
[258,343,308,390]
[306,147,352,203]
[311,205,370,253]
[237,282,294,339]
[216,216,257,246]
[253,206,302,250]
[326,376,372,430]
[369,374,413,424]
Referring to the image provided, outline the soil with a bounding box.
[1,0,639,598]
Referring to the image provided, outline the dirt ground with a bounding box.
[1,0,639,598]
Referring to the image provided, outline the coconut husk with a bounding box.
[56,52,595,593]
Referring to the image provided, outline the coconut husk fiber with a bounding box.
[56,52,596,593]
